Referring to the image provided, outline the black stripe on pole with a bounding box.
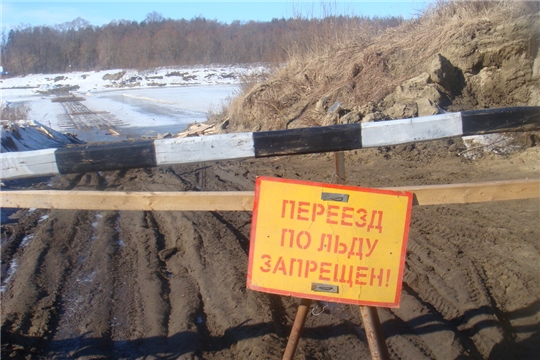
[253,124,362,157]
[55,140,157,174]
[461,106,540,136]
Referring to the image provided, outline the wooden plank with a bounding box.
[0,191,254,211]
[176,124,215,138]
[388,179,540,206]
[1,179,537,211]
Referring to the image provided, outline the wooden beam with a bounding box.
[1,179,538,211]
[387,179,539,206]
[0,190,254,211]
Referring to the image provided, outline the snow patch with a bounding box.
[77,271,96,283]
[1,259,18,293]
[461,134,520,159]
[20,234,35,248]
[1,65,264,96]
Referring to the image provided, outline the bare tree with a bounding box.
[144,11,164,24]
[2,14,403,75]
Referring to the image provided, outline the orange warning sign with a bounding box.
[247,177,413,308]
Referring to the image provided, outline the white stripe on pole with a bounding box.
[361,112,463,148]
[154,132,255,165]
[1,148,59,180]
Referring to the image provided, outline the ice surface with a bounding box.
[1,65,264,142]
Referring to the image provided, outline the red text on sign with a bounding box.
[281,200,383,233]
[259,254,392,288]
[279,229,379,260]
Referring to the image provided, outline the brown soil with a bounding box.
[2,140,539,359]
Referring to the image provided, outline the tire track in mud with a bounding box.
[382,288,472,360]
[90,165,287,358]
[2,173,124,358]
[109,210,170,357]
[1,209,91,357]
[108,165,288,357]
[45,210,118,358]
[298,303,370,360]
[151,209,283,358]
[108,211,145,358]
[403,203,537,359]
[2,171,125,358]
[405,241,505,359]
[1,208,47,290]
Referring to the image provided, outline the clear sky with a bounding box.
[2,1,432,30]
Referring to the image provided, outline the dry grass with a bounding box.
[220,1,539,132]
[0,104,31,121]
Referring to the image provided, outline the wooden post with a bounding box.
[282,298,312,360]
[360,306,390,360]
[334,151,390,360]
[334,151,346,184]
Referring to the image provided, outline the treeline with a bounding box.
[1,13,403,76]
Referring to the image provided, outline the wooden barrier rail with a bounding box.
[2,106,539,180]
[2,179,538,210]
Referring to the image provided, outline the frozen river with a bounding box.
[1,66,260,143]
[5,84,238,143]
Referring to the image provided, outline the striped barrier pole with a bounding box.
[2,106,539,181]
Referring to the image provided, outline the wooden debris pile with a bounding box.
[176,123,216,138]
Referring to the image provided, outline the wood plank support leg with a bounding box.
[360,306,390,360]
[282,298,312,360]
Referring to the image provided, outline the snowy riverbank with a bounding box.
[1,64,265,94]
[1,65,265,143]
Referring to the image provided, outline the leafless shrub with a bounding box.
[0,103,31,121]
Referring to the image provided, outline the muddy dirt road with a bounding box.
[1,140,539,359]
